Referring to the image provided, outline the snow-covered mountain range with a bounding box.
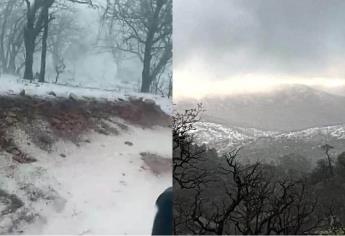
[178,84,345,164]
[178,85,345,131]
[192,121,345,164]
[191,122,276,151]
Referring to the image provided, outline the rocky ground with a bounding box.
[0,93,172,234]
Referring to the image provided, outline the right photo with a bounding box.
[173,0,345,235]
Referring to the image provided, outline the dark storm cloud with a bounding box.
[174,0,345,79]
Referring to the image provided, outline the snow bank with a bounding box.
[0,74,172,115]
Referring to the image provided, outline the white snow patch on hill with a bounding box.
[192,121,345,153]
[192,122,277,148]
[276,125,345,140]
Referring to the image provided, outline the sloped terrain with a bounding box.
[178,85,345,131]
[193,121,345,165]
[0,94,172,234]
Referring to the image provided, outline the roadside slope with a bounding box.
[0,93,172,234]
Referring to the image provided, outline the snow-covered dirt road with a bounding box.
[0,124,171,234]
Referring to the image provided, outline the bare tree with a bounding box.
[23,0,93,81]
[173,105,324,235]
[23,0,54,81]
[173,104,207,189]
[0,0,25,75]
[38,5,49,82]
[321,144,334,177]
[48,7,80,83]
[103,0,172,93]
[175,150,323,234]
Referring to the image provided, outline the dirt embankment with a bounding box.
[0,94,171,163]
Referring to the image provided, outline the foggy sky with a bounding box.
[174,0,345,98]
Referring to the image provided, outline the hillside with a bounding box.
[178,85,345,131]
[192,121,345,165]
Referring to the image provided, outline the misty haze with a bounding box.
[0,0,172,234]
[174,0,345,235]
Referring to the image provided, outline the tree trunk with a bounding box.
[23,10,35,81]
[55,72,59,83]
[7,50,17,74]
[0,1,14,72]
[168,76,172,98]
[23,32,35,80]
[140,1,164,93]
[327,153,334,176]
[23,0,55,81]
[141,52,152,93]
[39,7,49,83]
[141,31,154,93]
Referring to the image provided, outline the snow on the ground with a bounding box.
[0,74,172,115]
[0,122,171,234]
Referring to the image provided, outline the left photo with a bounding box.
[0,0,172,234]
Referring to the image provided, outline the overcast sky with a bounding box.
[174,0,345,99]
